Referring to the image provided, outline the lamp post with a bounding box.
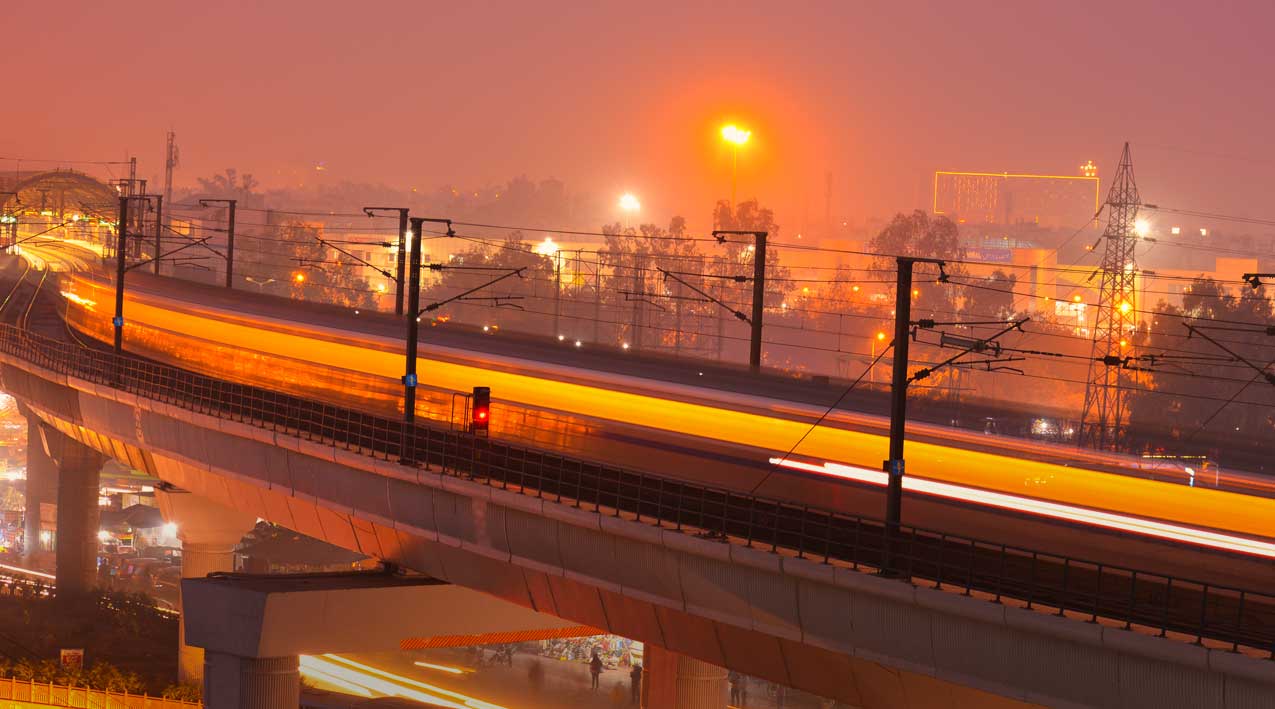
[720,124,751,210]
[244,276,275,292]
[871,331,886,384]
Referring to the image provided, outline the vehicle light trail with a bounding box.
[61,273,1275,544]
[414,661,469,674]
[297,656,374,697]
[771,458,1275,558]
[0,563,55,580]
[302,654,508,709]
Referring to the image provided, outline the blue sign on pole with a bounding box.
[112,316,124,327]
[402,373,417,387]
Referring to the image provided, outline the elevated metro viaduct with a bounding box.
[1,315,1273,708]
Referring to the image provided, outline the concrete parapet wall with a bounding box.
[2,357,1273,708]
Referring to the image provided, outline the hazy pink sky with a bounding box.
[4,1,1272,231]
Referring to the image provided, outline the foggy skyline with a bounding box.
[5,1,1273,232]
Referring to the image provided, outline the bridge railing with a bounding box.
[0,675,198,708]
[0,323,1271,656]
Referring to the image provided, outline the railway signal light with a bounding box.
[471,386,490,433]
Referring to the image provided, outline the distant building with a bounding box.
[934,170,1100,228]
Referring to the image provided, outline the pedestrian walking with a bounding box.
[729,671,742,705]
[630,663,643,704]
[590,651,604,690]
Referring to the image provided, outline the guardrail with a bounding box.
[0,323,1271,656]
[0,675,198,708]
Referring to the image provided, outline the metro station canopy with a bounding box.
[1,170,119,222]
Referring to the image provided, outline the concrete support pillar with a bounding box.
[35,422,104,596]
[156,489,257,684]
[203,652,299,709]
[643,645,729,709]
[22,415,57,567]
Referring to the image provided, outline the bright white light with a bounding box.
[770,458,1275,559]
[557,334,565,341]
[162,522,178,538]
[97,530,111,543]
[618,193,641,212]
[1170,226,1181,235]
[574,340,582,347]
[720,124,752,146]
[1200,228,1208,237]
[533,237,558,257]
[1134,219,1151,237]
[621,342,630,350]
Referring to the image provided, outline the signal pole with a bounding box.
[198,199,237,288]
[364,207,410,316]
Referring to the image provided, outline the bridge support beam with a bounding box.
[203,652,299,709]
[21,414,57,568]
[34,422,104,596]
[643,645,729,709]
[156,489,257,684]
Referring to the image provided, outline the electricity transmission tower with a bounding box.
[1080,143,1141,449]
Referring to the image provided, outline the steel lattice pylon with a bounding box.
[1080,143,1140,449]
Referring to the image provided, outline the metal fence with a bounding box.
[0,676,198,708]
[0,323,1270,655]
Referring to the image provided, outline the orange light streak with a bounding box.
[771,458,1275,558]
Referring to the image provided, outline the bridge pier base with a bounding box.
[21,414,57,568]
[203,652,299,709]
[34,422,104,596]
[156,490,256,684]
[643,645,729,709]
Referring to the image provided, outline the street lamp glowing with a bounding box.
[720,124,751,146]
[1119,300,1133,314]
[1134,219,1151,237]
[618,193,641,212]
[876,331,887,341]
[720,124,752,209]
[293,271,306,284]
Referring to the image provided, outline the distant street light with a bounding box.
[619,193,640,229]
[720,124,751,209]
[245,276,275,291]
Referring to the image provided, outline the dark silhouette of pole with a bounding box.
[199,199,237,288]
[365,207,409,316]
[403,217,451,422]
[113,197,128,355]
[884,258,914,540]
[749,232,767,371]
[713,230,768,372]
[882,255,945,574]
[152,195,163,275]
[404,218,425,422]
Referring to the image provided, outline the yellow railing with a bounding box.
[0,676,199,708]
